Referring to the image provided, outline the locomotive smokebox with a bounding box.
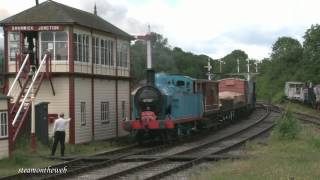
[146,69,155,86]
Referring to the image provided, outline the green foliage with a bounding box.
[193,125,320,179]
[274,108,301,140]
[256,36,303,101]
[271,36,303,63]
[132,25,320,99]
[221,49,248,74]
[131,32,177,84]
[303,24,320,63]
[172,48,207,78]
[257,24,320,101]
[131,32,252,84]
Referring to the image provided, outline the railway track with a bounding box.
[55,103,316,180]
[261,102,320,125]
[164,103,320,180]
[59,107,272,180]
[0,144,150,180]
[2,107,272,180]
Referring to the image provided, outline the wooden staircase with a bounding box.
[7,52,54,144]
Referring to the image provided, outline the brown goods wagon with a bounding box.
[195,80,219,113]
[218,78,248,109]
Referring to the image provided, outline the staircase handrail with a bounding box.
[7,54,30,96]
[12,53,48,126]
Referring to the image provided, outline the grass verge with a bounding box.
[192,120,320,179]
[278,102,320,117]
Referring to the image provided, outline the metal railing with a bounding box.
[12,54,48,126]
[7,54,30,97]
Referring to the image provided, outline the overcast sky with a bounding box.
[1,0,320,59]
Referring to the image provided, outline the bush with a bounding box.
[272,91,286,103]
[274,108,301,140]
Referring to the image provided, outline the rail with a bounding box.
[4,108,270,179]
[12,53,48,126]
[7,54,29,97]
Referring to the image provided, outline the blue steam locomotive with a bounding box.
[122,69,255,144]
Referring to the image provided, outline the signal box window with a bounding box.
[121,101,126,119]
[41,31,68,61]
[8,32,20,62]
[73,33,89,63]
[101,102,110,124]
[80,102,86,126]
[0,112,8,138]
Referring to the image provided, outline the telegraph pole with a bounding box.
[204,57,213,80]
[217,59,225,73]
[237,59,240,73]
[255,61,259,73]
[31,85,36,152]
[247,58,250,80]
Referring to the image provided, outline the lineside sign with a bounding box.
[6,25,64,31]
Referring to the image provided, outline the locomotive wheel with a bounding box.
[135,130,145,145]
[160,131,167,144]
[165,129,177,144]
[136,130,152,145]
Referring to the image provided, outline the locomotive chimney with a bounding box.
[146,69,155,86]
[35,0,39,5]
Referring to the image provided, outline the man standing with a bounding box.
[51,113,71,157]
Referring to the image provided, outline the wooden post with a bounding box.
[31,96,36,152]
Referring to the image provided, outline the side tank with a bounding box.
[154,73,203,121]
[132,73,204,121]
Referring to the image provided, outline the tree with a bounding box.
[131,32,177,84]
[256,37,304,101]
[150,33,176,73]
[131,41,147,83]
[271,36,302,64]
[301,24,320,83]
[131,32,210,84]
[303,24,320,62]
[222,49,248,74]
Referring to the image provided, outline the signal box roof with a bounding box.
[0,0,133,40]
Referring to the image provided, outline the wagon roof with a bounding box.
[217,78,247,82]
[0,0,133,40]
[285,81,304,85]
[195,79,218,83]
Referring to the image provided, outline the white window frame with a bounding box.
[121,101,126,119]
[100,39,105,65]
[107,39,114,66]
[39,31,69,63]
[93,36,100,64]
[80,102,86,126]
[73,33,90,64]
[8,32,20,63]
[117,42,129,69]
[0,111,8,138]
[101,102,110,124]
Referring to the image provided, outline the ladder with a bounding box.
[7,52,54,144]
